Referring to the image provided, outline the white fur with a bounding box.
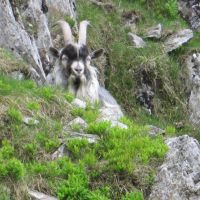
[71,61,85,76]
[67,66,100,103]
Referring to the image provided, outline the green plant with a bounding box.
[86,121,111,136]
[0,80,11,95]
[71,123,82,132]
[71,107,99,123]
[39,87,55,101]
[23,143,38,159]
[102,126,168,172]
[6,158,25,181]
[0,185,10,200]
[57,174,89,200]
[165,126,176,136]
[36,132,60,152]
[165,0,178,19]
[0,140,14,159]
[7,107,23,124]
[122,191,144,200]
[64,92,74,103]
[27,101,40,111]
[67,139,89,158]
[65,15,76,27]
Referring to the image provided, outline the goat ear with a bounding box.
[49,47,60,58]
[90,49,104,59]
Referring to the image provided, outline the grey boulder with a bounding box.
[149,135,200,200]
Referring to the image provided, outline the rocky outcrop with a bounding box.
[186,53,200,125]
[178,0,200,30]
[0,0,46,82]
[0,0,76,83]
[28,190,57,200]
[145,24,162,39]
[164,29,193,52]
[47,0,76,18]
[149,135,200,200]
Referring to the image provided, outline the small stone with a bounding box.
[51,144,70,160]
[28,190,57,200]
[146,125,165,137]
[67,132,100,144]
[68,117,88,129]
[23,116,39,125]
[99,106,123,122]
[110,121,128,129]
[9,71,25,80]
[164,29,193,52]
[128,32,146,48]
[72,98,86,109]
[146,23,162,39]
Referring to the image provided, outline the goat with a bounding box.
[47,20,121,109]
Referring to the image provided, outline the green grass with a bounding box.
[0,48,28,74]
[76,0,199,130]
[1,0,200,199]
[0,73,169,199]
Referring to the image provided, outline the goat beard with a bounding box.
[68,74,87,92]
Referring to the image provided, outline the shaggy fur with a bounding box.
[47,20,121,108]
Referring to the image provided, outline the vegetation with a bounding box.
[0,0,200,199]
[77,0,200,139]
[0,73,168,199]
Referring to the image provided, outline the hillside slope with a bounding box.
[1,0,200,200]
[0,48,169,199]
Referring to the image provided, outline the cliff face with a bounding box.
[0,0,75,83]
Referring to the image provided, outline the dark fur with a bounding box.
[60,44,89,61]
[60,44,91,89]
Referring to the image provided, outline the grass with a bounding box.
[0,72,168,199]
[76,0,200,132]
[1,0,200,199]
[0,48,28,74]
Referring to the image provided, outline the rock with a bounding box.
[110,121,128,129]
[186,53,200,125]
[146,24,162,39]
[146,125,165,137]
[68,117,88,129]
[178,0,200,30]
[21,0,53,50]
[9,71,25,80]
[67,132,100,144]
[149,135,200,200]
[164,29,193,52]
[23,116,39,125]
[47,0,76,19]
[128,32,146,48]
[71,98,87,109]
[0,0,46,82]
[28,190,57,200]
[99,106,124,122]
[51,144,70,160]
[136,84,154,114]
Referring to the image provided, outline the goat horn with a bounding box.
[78,20,90,45]
[57,20,73,44]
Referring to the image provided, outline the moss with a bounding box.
[0,48,28,74]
